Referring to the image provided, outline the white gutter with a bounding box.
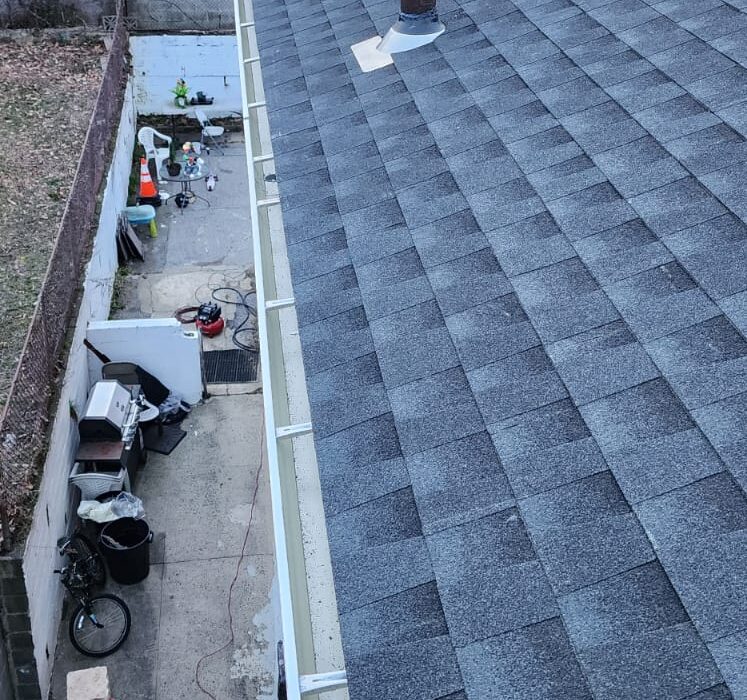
[232,0,348,697]
[231,4,301,698]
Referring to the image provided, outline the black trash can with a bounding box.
[99,517,152,584]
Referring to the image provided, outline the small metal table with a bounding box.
[159,161,212,212]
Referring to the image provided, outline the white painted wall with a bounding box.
[22,80,136,699]
[131,35,241,117]
[87,319,204,405]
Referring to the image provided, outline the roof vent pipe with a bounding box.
[377,0,445,54]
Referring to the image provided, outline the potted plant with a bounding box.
[171,78,189,109]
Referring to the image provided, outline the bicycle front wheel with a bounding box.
[69,594,131,657]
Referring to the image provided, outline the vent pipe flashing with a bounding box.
[377,0,445,54]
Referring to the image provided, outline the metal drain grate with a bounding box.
[203,349,259,383]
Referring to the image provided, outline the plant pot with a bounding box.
[174,96,187,109]
[167,162,181,177]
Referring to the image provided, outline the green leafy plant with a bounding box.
[171,78,189,108]
[110,265,130,315]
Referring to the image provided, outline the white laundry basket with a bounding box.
[69,462,131,500]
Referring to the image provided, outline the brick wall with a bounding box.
[0,556,41,700]
[0,641,12,700]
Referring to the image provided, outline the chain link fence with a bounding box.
[125,0,235,32]
[0,0,114,28]
[0,0,128,551]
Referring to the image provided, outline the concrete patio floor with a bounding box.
[49,132,276,699]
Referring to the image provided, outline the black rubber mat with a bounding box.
[143,423,186,455]
[203,349,259,383]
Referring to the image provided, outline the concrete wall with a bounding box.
[19,80,136,700]
[127,0,234,32]
[131,35,241,117]
[87,319,204,405]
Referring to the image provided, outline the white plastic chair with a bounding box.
[195,109,225,154]
[137,127,172,180]
[69,462,131,500]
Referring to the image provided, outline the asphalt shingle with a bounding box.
[561,100,647,154]
[693,392,747,490]
[604,426,724,503]
[573,218,674,285]
[326,487,435,613]
[370,299,460,388]
[633,94,723,143]
[446,294,540,369]
[428,508,558,646]
[584,48,654,88]
[592,135,687,198]
[487,100,559,144]
[407,431,514,534]
[458,617,592,699]
[645,315,747,409]
[580,377,694,453]
[605,261,721,341]
[649,38,736,85]
[259,0,747,696]
[468,345,568,423]
[709,632,747,700]
[486,211,576,276]
[355,246,433,320]
[515,54,583,92]
[507,126,583,174]
[467,177,545,232]
[617,15,691,56]
[513,257,621,341]
[548,320,660,403]
[605,69,686,112]
[410,209,488,269]
[701,161,747,222]
[630,176,728,236]
[447,139,522,194]
[428,247,511,315]
[560,562,722,700]
[522,470,654,594]
[389,366,485,456]
[666,123,747,176]
[635,473,747,642]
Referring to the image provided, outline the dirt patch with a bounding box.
[0,34,104,408]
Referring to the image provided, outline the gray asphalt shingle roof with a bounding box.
[252,0,747,697]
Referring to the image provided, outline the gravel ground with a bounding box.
[0,34,104,409]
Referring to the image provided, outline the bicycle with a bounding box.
[55,532,131,657]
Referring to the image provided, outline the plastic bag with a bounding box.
[77,500,119,523]
[77,493,145,522]
[110,492,145,519]
[158,392,192,425]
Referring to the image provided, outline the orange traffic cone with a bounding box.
[139,157,158,200]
